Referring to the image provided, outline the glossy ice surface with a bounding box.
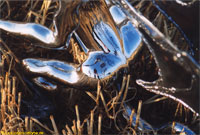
[23,59,80,84]
[14,0,143,89]
[33,77,57,91]
[0,21,56,45]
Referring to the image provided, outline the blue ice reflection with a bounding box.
[23,59,79,84]
[82,51,125,79]
[109,5,126,24]
[121,21,142,58]
[93,21,122,54]
[33,77,57,91]
[0,20,56,44]
[172,123,195,135]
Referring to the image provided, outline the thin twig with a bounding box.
[75,105,81,135]
[30,117,54,134]
[98,114,102,135]
[96,80,101,105]
[120,75,130,109]
[135,100,142,130]
[100,91,114,119]
[50,115,59,135]
[89,110,94,135]
[65,124,73,135]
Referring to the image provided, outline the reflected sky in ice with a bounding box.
[23,59,79,84]
[121,21,142,58]
[109,5,127,24]
[0,20,56,44]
